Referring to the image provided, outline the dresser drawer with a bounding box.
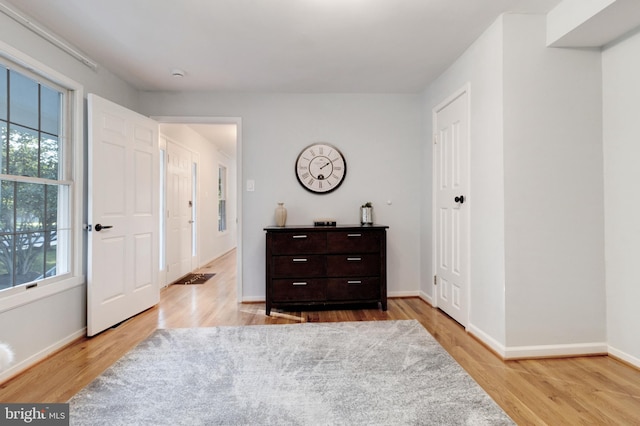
[271,279,325,302]
[269,232,326,254]
[326,254,379,276]
[326,278,380,301]
[327,231,380,253]
[272,255,324,277]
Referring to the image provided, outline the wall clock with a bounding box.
[295,142,347,194]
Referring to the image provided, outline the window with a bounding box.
[218,165,227,232]
[0,62,71,292]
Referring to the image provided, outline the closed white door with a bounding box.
[165,141,193,283]
[87,94,160,336]
[433,88,469,327]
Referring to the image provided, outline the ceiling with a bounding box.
[1,0,563,93]
[187,124,237,159]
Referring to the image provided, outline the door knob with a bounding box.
[454,195,465,204]
[94,224,113,231]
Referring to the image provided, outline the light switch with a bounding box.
[246,179,255,192]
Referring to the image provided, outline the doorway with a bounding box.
[156,117,242,302]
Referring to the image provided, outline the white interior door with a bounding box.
[433,88,469,327]
[165,141,193,283]
[87,94,160,336]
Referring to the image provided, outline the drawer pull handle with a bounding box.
[292,235,308,239]
[293,258,308,262]
[347,280,362,285]
[347,233,362,237]
[292,282,308,286]
[347,257,362,261]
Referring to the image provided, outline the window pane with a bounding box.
[0,180,14,232]
[1,122,6,175]
[41,134,59,179]
[0,66,7,121]
[9,70,38,129]
[53,228,69,275]
[16,182,44,233]
[45,184,58,230]
[0,234,14,290]
[41,85,60,136]
[8,124,38,177]
[15,231,44,285]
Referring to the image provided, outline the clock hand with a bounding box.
[319,160,332,170]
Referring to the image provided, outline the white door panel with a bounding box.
[165,141,193,283]
[434,89,469,327]
[88,94,159,336]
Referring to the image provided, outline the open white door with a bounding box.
[433,88,469,327]
[87,94,160,336]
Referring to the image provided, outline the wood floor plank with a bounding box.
[1,248,639,425]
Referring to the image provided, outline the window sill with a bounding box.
[0,275,85,314]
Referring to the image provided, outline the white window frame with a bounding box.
[218,163,227,233]
[0,41,84,313]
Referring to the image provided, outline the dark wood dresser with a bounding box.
[264,225,388,315]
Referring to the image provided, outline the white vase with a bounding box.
[275,202,287,227]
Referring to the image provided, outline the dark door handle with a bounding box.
[94,224,113,231]
[454,195,465,204]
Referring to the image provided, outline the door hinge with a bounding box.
[433,134,438,145]
[434,275,437,285]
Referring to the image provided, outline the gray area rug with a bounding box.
[68,320,514,425]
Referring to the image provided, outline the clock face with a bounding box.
[295,143,347,194]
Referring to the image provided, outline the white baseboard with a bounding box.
[388,291,419,298]
[467,323,507,357]
[503,341,608,359]
[467,324,608,359]
[0,328,86,384]
[242,291,421,304]
[418,291,433,306]
[608,345,640,369]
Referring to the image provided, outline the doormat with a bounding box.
[172,273,215,285]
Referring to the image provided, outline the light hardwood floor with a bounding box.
[1,249,639,424]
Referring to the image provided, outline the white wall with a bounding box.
[602,28,640,366]
[159,124,238,265]
[502,14,606,353]
[423,17,507,348]
[423,14,607,357]
[0,12,139,378]
[139,93,423,301]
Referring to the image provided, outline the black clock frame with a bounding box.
[295,143,347,194]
